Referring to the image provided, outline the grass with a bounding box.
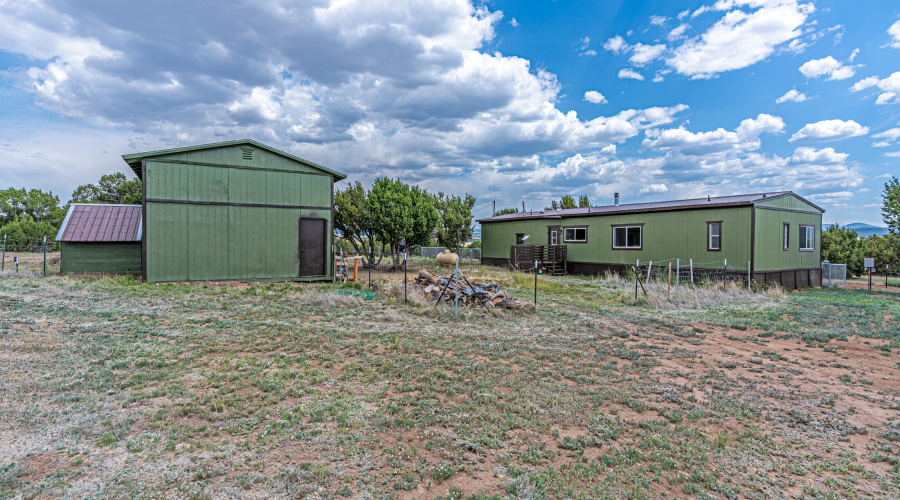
[1,266,899,498]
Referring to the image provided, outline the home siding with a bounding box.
[753,207,822,272]
[483,206,752,270]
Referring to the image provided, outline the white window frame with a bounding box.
[612,225,642,249]
[563,227,587,243]
[550,230,558,245]
[799,224,815,251]
[708,222,721,251]
[783,223,790,251]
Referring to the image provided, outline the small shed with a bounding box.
[55,204,142,275]
[122,139,347,282]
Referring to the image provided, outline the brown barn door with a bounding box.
[299,217,326,277]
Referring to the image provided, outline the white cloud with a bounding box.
[629,43,666,66]
[776,89,809,103]
[667,1,814,79]
[650,15,668,26]
[603,35,628,54]
[849,72,900,105]
[789,119,869,142]
[886,151,900,158]
[642,113,784,155]
[583,91,607,104]
[600,144,617,155]
[509,17,520,27]
[668,24,689,40]
[640,183,668,194]
[889,20,900,48]
[799,56,855,81]
[805,191,853,204]
[873,128,900,141]
[789,147,848,165]
[618,68,645,80]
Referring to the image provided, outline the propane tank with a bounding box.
[436,250,459,265]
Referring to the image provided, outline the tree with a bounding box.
[333,181,385,267]
[822,224,867,276]
[559,195,577,209]
[368,178,438,266]
[865,234,900,272]
[578,195,591,208]
[494,207,518,216]
[546,194,591,211]
[884,176,900,234]
[70,173,142,205]
[0,187,65,228]
[0,218,59,249]
[435,192,476,254]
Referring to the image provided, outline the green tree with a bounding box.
[70,173,142,205]
[0,187,65,228]
[578,195,591,208]
[0,218,59,249]
[865,234,900,272]
[494,207,518,216]
[334,181,382,266]
[822,224,867,276]
[435,192,476,254]
[559,195,577,209]
[548,200,559,211]
[884,176,900,234]
[368,178,438,266]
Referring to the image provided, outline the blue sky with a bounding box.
[0,0,898,225]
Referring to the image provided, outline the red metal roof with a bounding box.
[56,204,142,242]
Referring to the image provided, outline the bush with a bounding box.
[0,218,58,250]
[822,225,866,276]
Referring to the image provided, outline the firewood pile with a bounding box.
[415,270,534,309]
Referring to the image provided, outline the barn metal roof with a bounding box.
[55,204,142,242]
[121,139,347,180]
[477,191,823,223]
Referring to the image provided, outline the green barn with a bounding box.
[478,192,824,289]
[122,139,346,282]
[55,204,143,275]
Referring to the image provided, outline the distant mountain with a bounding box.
[823,222,890,238]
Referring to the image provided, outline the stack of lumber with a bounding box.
[415,270,534,309]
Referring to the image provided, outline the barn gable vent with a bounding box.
[241,147,254,161]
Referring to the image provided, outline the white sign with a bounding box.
[864,258,875,269]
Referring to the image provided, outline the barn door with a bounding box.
[299,217,326,277]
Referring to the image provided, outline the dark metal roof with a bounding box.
[477,191,822,223]
[121,138,347,180]
[55,204,142,242]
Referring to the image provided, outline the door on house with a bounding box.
[299,217,326,277]
[548,226,560,246]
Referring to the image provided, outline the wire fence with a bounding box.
[0,236,59,275]
[634,258,752,290]
[821,260,847,288]
[420,247,481,262]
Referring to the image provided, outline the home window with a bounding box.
[783,223,790,251]
[612,225,642,249]
[550,230,558,245]
[708,222,721,251]
[516,233,525,245]
[563,227,587,243]
[799,225,815,251]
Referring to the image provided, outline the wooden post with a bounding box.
[646,261,652,283]
[43,237,47,276]
[1,234,5,271]
[668,262,672,297]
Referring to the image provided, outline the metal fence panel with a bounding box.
[821,261,846,288]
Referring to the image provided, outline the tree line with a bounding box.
[0,173,141,243]
[822,176,900,276]
[334,178,476,266]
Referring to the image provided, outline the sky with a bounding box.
[0,0,898,226]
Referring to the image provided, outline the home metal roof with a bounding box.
[55,204,142,242]
[477,191,823,223]
[121,139,347,180]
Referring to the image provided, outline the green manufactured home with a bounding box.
[478,192,824,289]
[122,139,347,282]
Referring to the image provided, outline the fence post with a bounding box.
[634,266,638,304]
[723,258,727,289]
[534,260,539,306]
[43,237,47,276]
[404,252,408,303]
[676,258,680,296]
[369,247,373,289]
[690,259,694,286]
[748,261,751,290]
[454,257,460,317]
[667,262,672,297]
[1,234,5,271]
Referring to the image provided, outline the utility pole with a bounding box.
[492,200,495,216]
[522,201,525,212]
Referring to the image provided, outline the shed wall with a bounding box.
[60,242,141,275]
[143,155,333,282]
